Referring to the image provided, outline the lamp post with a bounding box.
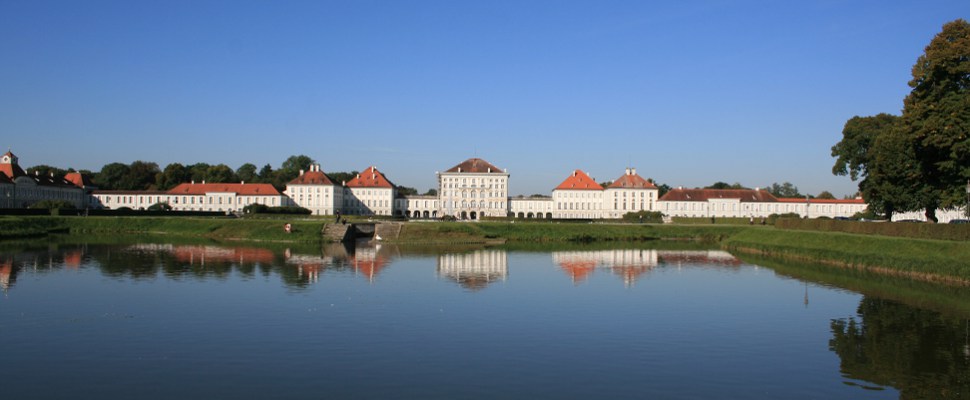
[966,180,969,219]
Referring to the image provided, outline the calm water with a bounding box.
[1,239,968,399]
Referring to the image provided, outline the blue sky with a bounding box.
[1,1,966,196]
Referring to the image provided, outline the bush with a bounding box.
[621,211,664,223]
[440,215,457,222]
[243,204,312,215]
[767,213,801,225]
[147,202,173,211]
[28,200,76,210]
[775,218,970,241]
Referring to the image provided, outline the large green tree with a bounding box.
[236,163,258,183]
[96,162,130,190]
[205,164,237,183]
[832,114,920,218]
[902,19,970,221]
[767,182,802,198]
[156,163,189,190]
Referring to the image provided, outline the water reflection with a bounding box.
[830,297,970,397]
[552,249,740,287]
[437,250,508,291]
[3,239,970,398]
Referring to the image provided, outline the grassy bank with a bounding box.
[737,253,970,317]
[396,222,748,243]
[0,216,68,238]
[54,216,325,242]
[725,229,970,285]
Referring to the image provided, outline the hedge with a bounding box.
[775,218,970,241]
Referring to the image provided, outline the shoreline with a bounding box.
[3,216,969,284]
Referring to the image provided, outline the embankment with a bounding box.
[724,229,970,285]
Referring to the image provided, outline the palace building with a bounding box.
[1,150,886,221]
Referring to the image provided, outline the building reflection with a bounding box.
[656,250,741,267]
[551,249,741,287]
[0,258,17,294]
[553,249,658,287]
[169,245,277,266]
[348,242,394,283]
[437,250,508,291]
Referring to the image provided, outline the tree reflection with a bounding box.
[830,297,970,398]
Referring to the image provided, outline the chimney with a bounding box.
[191,180,195,184]
[487,168,491,173]
[241,181,245,185]
[632,168,636,176]
[202,180,206,184]
[625,168,631,175]
[299,169,304,176]
[458,167,462,173]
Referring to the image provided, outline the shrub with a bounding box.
[775,218,970,241]
[243,204,311,215]
[621,211,664,223]
[147,202,173,211]
[28,200,76,210]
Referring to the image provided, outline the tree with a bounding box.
[187,163,211,183]
[422,188,438,196]
[397,186,418,196]
[96,162,130,190]
[257,164,274,182]
[156,163,189,190]
[26,165,68,178]
[276,155,314,188]
[119,161,160,190]
[901,19,970,222]
[832,114,920,219]
[706,182,749,190]
[815,191,836,200]
[326,171,359,185]
[767,182,802,198]
[236,163,258,183]
[205,164,236,183]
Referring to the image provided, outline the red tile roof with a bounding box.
[446,158,505,173]
[288,165,336,185]
[345,166,394,188]
[0,162,26,180]
[659,188,778,202]
[64,172,97,188]
[554,169,603,191]
[559,261,597,283]
[777,198,866,204]
[168,182,281,196]
[608,169,656,189]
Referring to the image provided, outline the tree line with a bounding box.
[30,154,429,196]
[832,19,969,222]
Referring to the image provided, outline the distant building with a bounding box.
[91,182,284,213]
[343,166,395,216]
[659,187,868,219]
[437,158,509,219]
[603,168,659,219]
[552,169,604,219]
[0,151,84,209]
[285,164,342,216]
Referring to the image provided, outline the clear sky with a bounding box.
[1,1,967,196]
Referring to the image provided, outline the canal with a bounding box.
[1,238,967,399]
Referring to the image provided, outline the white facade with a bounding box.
[437,158,509,220]
[92,183,285,213]
[343,166,395,216]
[509,197,554,219]
[395,195,439,219]
[284,164,343,216]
